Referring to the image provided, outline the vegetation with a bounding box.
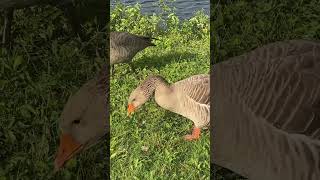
[4,0,316,179]
[212,0,320,179]
[110,2,210,179]
[0,5,107,179]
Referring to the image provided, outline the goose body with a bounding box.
[110,31,156,65]
[212,40,320,179]
[128,74,210,140]
[54,64,108,171]
[110,31,156,75]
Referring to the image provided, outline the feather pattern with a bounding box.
[212,40,320,180]
[173,74,210,127]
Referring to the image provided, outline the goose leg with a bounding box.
[184,127,201,141]
[111,65,115,75]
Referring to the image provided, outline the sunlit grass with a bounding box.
[110,20,210,180]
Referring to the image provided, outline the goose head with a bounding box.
[127,75,167,116]
[54,68,107,172]
[127,86,150,115]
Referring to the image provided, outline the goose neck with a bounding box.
[140,75,169,98]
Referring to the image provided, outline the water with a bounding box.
[111,0,210,20]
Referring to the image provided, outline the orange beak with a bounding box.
[127,103,135,116]
[54,133,83,172]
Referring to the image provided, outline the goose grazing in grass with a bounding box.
[54,64,108,172]
[127,74,210,140]
[110,31,156,74]
[212,40,320,180]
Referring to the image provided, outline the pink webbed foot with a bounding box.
[184,127,201,141]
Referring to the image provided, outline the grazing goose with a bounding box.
[127,74,210,140]
[212,40,320,180]
[110,31,156,74]
[54,64,108,172]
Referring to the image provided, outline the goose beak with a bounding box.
[54,133,83,172]
[127,103,135,116]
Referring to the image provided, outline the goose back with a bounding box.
[212,40,320,179]
[174,74,210,105]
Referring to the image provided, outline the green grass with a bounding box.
[0,6,107,179]
[212,0,320,179]
[5,1,317,179]
[110,3,210,179]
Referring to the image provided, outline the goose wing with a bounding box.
[173,74,210,127]
[174,74,210,105]
[215,40,320,138]
[212,40,320,179]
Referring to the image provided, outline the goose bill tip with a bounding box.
[53,133,82,172]
[127,103,135,116]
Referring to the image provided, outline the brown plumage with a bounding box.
[212,40,320,179]
[128,74,210,140]
[54,64,108,172]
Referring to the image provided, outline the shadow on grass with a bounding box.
[133,51,197,70]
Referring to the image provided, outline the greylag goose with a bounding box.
[54,64,108,171]
[127,74,210,140]
[212,39,320,179]
[110,31,156,74]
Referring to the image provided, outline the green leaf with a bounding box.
[13,56,24,70]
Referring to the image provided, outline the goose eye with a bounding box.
[73,119,80,124]
[132,98,136,102]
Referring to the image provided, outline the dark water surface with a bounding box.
[111,0,210,19]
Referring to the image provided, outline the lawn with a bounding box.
[4,1,317,179]
[212,0,320,179]
[110,3,210,179]
[0,5,107,179]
